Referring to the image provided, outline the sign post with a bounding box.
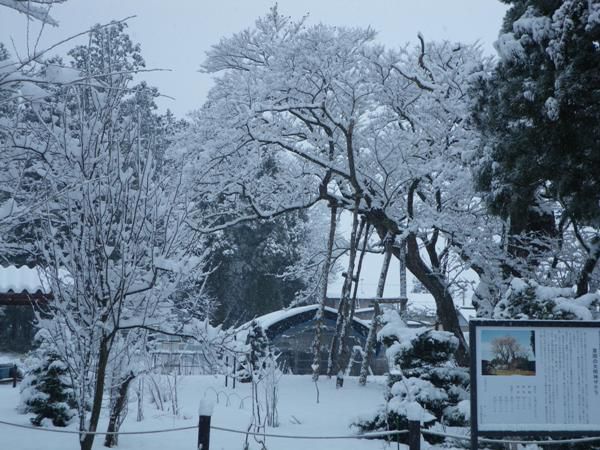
[470,319,600,448]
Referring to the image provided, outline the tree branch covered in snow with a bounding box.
[0,0,67,27]
[179,7,505,366]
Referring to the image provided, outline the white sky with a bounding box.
[0,0,508,117]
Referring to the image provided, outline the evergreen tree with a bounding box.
[239,320,272,382]
[355,312,469,445]
[202,152,309,326]
[472,0,600,240]
[19,332,76,427]
[206,215,306,326]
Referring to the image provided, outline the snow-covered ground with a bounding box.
[0,374,414,450]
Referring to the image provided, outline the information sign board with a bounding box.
[470,319,600,447]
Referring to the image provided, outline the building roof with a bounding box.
[0,265,53,305]
[0,265,50,294]
[239,305,371,341]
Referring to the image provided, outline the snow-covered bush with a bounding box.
[493,278,600,320]
[355,311,469,444]
[238,321,271,383]
[19,331,76,427]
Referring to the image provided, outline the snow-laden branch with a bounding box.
[0,0,66,26]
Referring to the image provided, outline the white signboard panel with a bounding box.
[471,321,600,433]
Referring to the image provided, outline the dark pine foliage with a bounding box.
[472,0,600,233]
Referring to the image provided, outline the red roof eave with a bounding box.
[0,292,53,306]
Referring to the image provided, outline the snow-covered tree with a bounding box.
[19,330,76,427]
[493,278,600,321]
[239,320,272,382]
[309,203,339,381]
[204,209,308,327]
[6,23,204,450]
[0,0,67,27]
[355,311,469,445]
[182,7,499,366]
[472,0,600,295]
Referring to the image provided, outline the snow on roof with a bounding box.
[253,304,320,330]
[244,295,439,334]
[255,304,370,329]
[0,265,51,294]
[238,304,371,339]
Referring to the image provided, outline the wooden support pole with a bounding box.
[11,364,17,388]
[197,415,211,450]
[198,397,214,450]
[232,359,236,389]
[408,420,421,450]
[470,430,478,450]
[232,336,237,389]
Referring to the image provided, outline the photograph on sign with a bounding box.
[480,329,536,376]
[472,321,600,433]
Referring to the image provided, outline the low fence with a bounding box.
[2,415,600,450]
[0,364,18,387]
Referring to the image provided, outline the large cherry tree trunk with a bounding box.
[364,196,469,367]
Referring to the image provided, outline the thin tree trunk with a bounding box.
[311,204,338,382]
[399,239,408,316]
[359,234,393,386]
[81,337,110,450]
[328,198,360,384]
[136,377,144,422]
[104,371,135,447]
[349,221,369,322]
[326,298,345,378]
[337,219,368,379]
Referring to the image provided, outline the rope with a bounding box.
[422,429,600,446]
[0,419,196,435]
[6,416,598,445]
[211,426,409,440]
[0,418,408,439]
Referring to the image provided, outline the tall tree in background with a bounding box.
[206,212,308,327]
[472,0,600,293]
[192,149,310,327]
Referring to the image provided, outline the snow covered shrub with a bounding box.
[493,278,600,320]
[239,320,271,383]
[19,331,76,427]
[355,311,469,445]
